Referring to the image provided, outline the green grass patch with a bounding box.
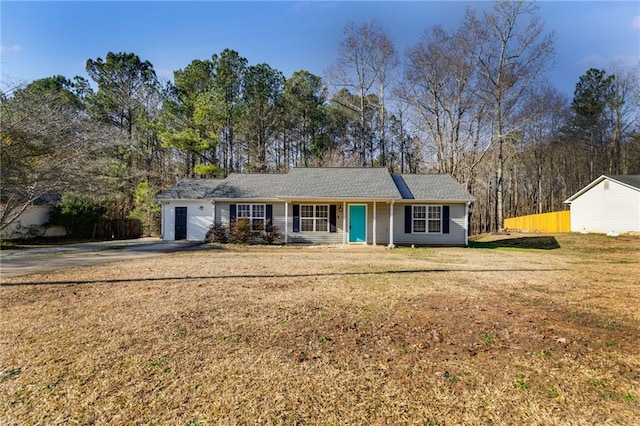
[513,374,530,390]
[480,332,497,345]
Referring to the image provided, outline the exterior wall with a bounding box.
[163,199,469,246]
[161,201,214,241]
[1,205,66,239]
[372,202,391,245]
[214,201,392,244]
[392,203,468,246]
[570,179,640,233]
[284,201,393,245]
[215,201,346,244]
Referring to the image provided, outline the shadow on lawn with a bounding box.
[469,236,560,250]
[1,267,567,287]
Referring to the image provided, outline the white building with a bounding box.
[565,175,640,234]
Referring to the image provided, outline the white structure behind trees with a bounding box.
[565,175,640,234]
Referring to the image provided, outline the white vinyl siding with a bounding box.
[175,200,470,246]
[570,179,640,233]
[161,202,213,241]
[395,203,467,246]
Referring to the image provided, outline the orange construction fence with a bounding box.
[503,210,570,233]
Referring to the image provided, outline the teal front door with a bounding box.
[349,205,366,243]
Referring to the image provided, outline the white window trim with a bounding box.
[237,203,266,231]
[300,204,330,232]
[412,205,442,234]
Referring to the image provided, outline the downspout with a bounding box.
[388,200,395,248]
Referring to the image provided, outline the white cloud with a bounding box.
[579,54,640,69]
[579,54,608,67]
[0,45,22,54]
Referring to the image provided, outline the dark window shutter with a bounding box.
[230,204,237,223]
[442,205,450,234]
[329,205,337,232]
[293,204,300,232]
[405,205,412,233]
[266,204,273,231]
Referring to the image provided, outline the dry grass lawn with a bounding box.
[1,233,639,425]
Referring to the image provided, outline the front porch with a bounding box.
[281,199,396,247]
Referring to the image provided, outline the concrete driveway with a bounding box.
[0,238,204,279]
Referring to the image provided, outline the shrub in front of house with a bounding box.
[205,219,281,245]
[229,218,252,244]
[205,223,228,243]
[261,221,281,244]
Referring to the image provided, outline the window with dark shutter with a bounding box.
[407,205,444,233]
[266,204,273,231]
[293,204,300,232]
[442,206,450,234]
[230,204,237,223]
[404,205,412,233]
[329,205,337,232]
[234,204,266,231]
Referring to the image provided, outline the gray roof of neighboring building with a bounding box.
[33,193,62,206]
[283,168,401,199]
[156,179,223,200]
[608,175,640,190]
[207,173,288,199]
[393,174,475,201]
[565,174,640,202]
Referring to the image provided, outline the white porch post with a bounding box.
[373,201,377,246]
[284,201,289,244]
[342,201,347,247]
[388,200,395,248]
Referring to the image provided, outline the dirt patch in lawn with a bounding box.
[1,233,639,425]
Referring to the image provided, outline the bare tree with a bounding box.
[327,20,397,166]
[405,24,491,185]
[464,0,555,230]
[516,85,569,214]
[608,61,640,174]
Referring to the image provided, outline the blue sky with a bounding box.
[1,1,639,97]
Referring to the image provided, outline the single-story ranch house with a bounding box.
[157,168,475,246]
[565,174,640,234]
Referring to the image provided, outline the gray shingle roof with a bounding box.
[156,179,223,200]
[565,174,640,202]
[607,175,640,190]
[157,169,474,203]
[283,168,401,199]
[393,174,475,202]
[207,173,288,199]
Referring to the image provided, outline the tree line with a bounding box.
[2,0,639,237]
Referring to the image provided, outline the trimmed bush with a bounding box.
[205,223,228,243]
[229,218,252,244]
